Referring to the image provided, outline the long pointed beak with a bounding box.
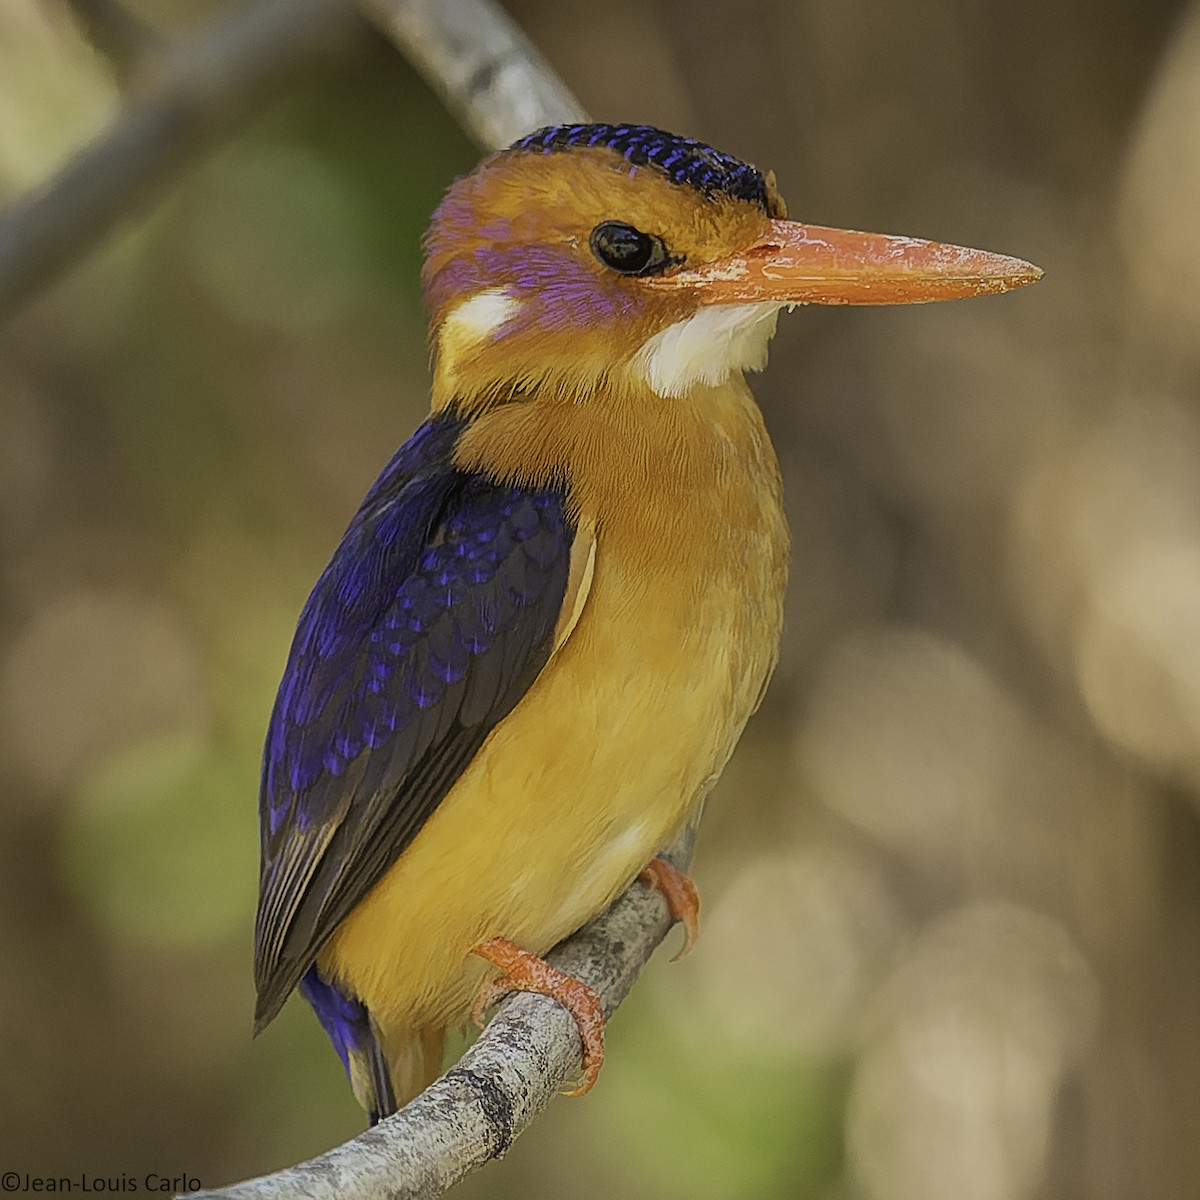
[646,219,1042,305]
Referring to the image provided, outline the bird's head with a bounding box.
[422,124,1040,409]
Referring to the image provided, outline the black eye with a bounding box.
[589,221,671,275]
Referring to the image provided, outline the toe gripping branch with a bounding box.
[469,859,698,1096]
[639,856,700,961]
[471,937,606,1095]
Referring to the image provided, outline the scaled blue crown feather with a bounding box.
[254,410,575,1035]
[511,123,770,209]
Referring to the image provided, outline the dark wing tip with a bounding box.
[254,990,283,1036]
[253,952,296,1034]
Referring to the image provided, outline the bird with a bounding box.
[252,122,1041,1123]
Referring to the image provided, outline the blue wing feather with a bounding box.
[254,411,574,1029]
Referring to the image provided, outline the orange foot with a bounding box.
[639,857,701,961]
[470,937,605,1096]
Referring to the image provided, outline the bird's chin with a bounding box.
[632,302,782,399]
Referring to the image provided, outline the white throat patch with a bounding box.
[633,302,782,398]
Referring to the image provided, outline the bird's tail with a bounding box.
[347,1030,396,1125]
[373,1026,446,1120]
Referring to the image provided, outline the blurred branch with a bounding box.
[194,833,692,1200]
[59,0,165,84]
[0,0,362,323]
[359,0,588,148]
[0,0,588,323]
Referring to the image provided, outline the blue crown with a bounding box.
[510,123,769,209]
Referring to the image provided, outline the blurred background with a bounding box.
[2,0,1199,1195]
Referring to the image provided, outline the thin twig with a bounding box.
[0,0,361,322]
[59,0,165,84]
[195,833,692,1200]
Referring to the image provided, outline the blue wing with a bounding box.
[253,411,575,1030]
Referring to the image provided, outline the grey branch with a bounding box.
[359,0,588,149]
[59,0,165,84]
[195,836,691,1200]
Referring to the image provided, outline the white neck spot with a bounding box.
[633,302,781,398]
[436,288,522,390]
[442,288,521,342]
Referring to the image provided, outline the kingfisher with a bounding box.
[252,122,1041,1123]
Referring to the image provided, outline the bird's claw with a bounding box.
[470,936,606,1095]
[469,975,512,1030]
[639,857,701,961]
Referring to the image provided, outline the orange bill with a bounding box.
[647,219,1043,306]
